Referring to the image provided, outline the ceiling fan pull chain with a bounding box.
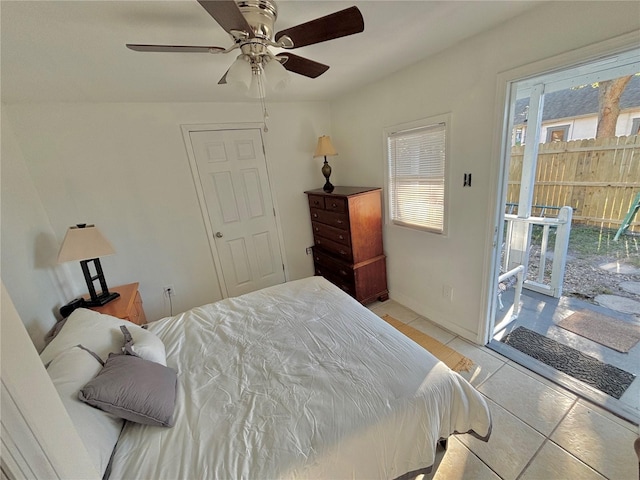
[262,98,269,133]
[258,71,269,132]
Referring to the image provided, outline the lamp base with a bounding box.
[84,291,120,307]
[322,181,334,193]
[321,158,334,193]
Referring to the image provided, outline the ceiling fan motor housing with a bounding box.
[236,0,277,41]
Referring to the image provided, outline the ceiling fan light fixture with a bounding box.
[226,55,253,91]
[263,56,290,91]
[248,68,266,99]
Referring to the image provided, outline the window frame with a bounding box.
[383,113,450,235]
[545,124,570,143]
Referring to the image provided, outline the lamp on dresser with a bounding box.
[314,135,338,193]
[57,224,120,307]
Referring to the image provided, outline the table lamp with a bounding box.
[57,224,120,306]
[314,135,338,193]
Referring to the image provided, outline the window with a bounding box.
[545,124,570,142]
[631,118,640,135]
[385,115,448,233]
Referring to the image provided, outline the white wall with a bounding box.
[3,101,331,347]
[1,283,98,479]
[0,109,76,351]
[330,1,640,341]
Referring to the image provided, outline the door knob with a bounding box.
[215,232,223,238]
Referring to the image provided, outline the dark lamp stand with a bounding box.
[81,258,120,307]
[321,156,334,193]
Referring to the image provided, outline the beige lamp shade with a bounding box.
[314,135,338,158]
[57,224,115,263]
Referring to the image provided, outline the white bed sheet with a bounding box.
[109,277,491,479]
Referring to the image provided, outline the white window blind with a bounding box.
[387,121,446,233]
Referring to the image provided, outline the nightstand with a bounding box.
[87,282,147,325]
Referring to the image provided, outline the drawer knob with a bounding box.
[313,213,318,218]
[337,220,343,224]
[332,203,337,207]
[340,250,346,255]
[315,227,319,231]
[338,235,344,240]
[340,270,347,275]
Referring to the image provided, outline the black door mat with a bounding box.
[501,326,635,399]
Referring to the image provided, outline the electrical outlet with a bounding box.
[306,246,313,255]
[442,285,453,302]
[163,285,175,298]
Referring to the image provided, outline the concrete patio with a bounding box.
[489,288,640,425]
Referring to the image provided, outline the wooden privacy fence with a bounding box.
[507,135,640,232]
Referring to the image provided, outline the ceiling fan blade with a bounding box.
[275,6,364,49]
[126,44,225,53]
[197,0,252,35]
[218,70,229,85]
[276,53,329,79]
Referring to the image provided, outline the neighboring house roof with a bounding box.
[514,74,640,125]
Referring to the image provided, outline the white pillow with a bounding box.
[47,346,124,476]
[41,308,166,366]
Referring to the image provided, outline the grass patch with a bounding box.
[531,223,640,259]
[567,224,640,259]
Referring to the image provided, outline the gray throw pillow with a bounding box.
[79,326,177,427]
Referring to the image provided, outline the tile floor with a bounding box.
[368,299,640,480]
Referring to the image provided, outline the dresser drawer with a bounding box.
[324,197,347,213]
[314,268,355,296]
[314,236,353,261]
[312,248,354,281]
[308,194,325,210]
[310,208,349,229]
[312,221,351,247]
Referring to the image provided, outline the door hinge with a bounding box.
[273,207,276,217]
[282,263,285,272]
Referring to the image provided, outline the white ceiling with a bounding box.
[1,0,541,104]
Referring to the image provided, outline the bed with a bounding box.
[42,276,491,479]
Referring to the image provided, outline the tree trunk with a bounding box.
[596,76,632,138]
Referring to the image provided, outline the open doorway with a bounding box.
[487,47,640,424]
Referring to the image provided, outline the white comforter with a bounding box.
[109,277,491,479]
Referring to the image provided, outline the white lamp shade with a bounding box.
[264,58,290,91]
[314,135,338,157]
[57,225,115,263]
[226,56,252,91]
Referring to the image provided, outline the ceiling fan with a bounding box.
[126,0,365,94]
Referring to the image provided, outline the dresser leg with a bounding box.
[378,293,389,302]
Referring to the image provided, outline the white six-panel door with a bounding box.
[189,128,285,297]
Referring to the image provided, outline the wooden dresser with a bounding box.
[305,187,388,304]
[87,282,147,325]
